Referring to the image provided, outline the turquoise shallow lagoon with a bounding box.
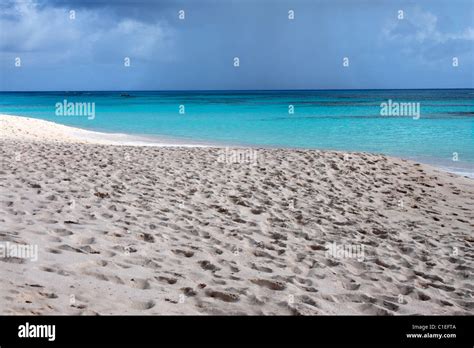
[1,89,473,175]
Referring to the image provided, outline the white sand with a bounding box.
[1,115,473,315]
[0,114,207,147]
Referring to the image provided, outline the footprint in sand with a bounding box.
[1,257,27,264]
[341,279,361,291]
[39,291,58,299]
[129,278,151,290]
[205,289,240,303]
[250,278,286,291]
[53,228,73,237]
[138,233,155,243]
[172,249,194,258]
[358,303,391,315]
[57,244,85,254]
[156,276,178,285]
[130,300,155,310]
[46,248,62,254]
[199,260,220,271]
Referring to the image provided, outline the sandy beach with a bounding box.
[0,115,208,147]
[1,115,473,315]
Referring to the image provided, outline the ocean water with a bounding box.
[1,90,473,174]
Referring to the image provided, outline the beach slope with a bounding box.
[1,116,473,315]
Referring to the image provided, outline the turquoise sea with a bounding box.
[1,89,473,175]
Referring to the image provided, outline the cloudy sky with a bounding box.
[0,0,473,91]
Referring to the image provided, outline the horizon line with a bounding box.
[1,87,474,93]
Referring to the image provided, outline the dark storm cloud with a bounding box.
[0,0,473,91]
[34,0,192,23]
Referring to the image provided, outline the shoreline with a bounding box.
[1,114,472,179]
[0,114,211,148]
